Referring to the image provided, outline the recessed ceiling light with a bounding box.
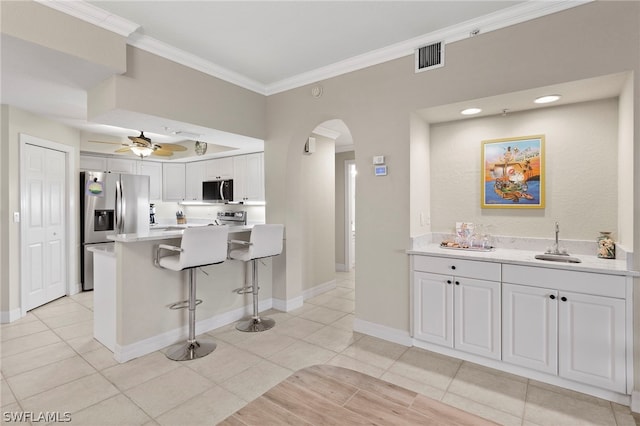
[461,108,482,115]
[534,95,561,104]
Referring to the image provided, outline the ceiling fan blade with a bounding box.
[115,147,132,153]
[152,148,173,157]
[155,143,187,152]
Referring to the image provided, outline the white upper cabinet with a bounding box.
[204,157,233,180]
[137,161,163,201]
[185,161,205,201]
[233,153,264,202]
[106,158,137,174]
[162,163,186,201]
[80,155,107,172]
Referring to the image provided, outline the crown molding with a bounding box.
[127,33,266,95]
[40,0,591,96]
[264,0,592,95]
[35,0,139,37]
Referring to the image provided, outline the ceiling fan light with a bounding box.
[131,146,154,158]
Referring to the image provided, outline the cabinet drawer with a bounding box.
[413,255,501,281]
[502,265,626,298]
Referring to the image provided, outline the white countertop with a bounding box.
[108,224,254,243]
[408,244,639,277]
[87,242,116,257]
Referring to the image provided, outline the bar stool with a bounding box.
[155,225,229,361]
[230,224,284,332]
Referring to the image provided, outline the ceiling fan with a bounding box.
[90,131,188,158]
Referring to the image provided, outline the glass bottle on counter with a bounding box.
[597,231,615,259]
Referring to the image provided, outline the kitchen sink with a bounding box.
[534,254,582,263]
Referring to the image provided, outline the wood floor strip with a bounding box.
[221,365,499,426]
[308,364,418,406]
[229,395,312,426]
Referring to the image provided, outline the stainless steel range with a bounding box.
[217,211,247,226]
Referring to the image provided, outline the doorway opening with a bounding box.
[345,160,356,271]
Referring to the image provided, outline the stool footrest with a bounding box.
[169,299,202,310]
[234,286,259,295]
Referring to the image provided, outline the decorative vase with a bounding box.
[597,232,615,259]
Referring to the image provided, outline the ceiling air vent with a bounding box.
[415,41,444,73]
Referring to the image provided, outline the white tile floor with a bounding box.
[1,270,638,425]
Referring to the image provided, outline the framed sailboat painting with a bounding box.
[481,135,545,208]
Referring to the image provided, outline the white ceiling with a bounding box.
[2,1,597,159]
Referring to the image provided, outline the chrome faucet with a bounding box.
[546,222,568,255]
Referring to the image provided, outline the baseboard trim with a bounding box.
[273,295,304,312]
[113,298,273,363]
[631,390,640,413]
[303,279,337,300]
[353,318,413,347]
[0,309,22,324]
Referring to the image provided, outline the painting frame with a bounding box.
[481,135,545,209]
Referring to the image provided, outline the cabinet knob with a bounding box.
[446,280,452,285]
[451,265,456,270]
[549,294,556,300]
[455,281,460,285]
[561,296,567,302]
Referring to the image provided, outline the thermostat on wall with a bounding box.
[374,165,387,176]
[373,155,385,165]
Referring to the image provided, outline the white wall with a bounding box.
[410,113,431,237]
[1,105,81,317]
[429,98,619,241]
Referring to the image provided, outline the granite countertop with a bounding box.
[408,244,638,277]
[108,224,254,243]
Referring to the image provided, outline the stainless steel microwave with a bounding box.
[203,179,233,202]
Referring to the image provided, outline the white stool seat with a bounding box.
[155,225,229,360]
[230,224,284,332]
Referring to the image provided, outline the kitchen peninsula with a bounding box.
[92,223,275,363]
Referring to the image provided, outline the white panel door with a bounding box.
[559,291,626,393]
[24,144,66,310]
[502,283,558,374]
[413,272,453,347]
[454,278,501,359]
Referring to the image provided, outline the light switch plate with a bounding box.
[373,155,385,165]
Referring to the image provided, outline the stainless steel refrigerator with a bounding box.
[80,171,150,290]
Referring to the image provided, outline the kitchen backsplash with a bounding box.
[152,201,266,225]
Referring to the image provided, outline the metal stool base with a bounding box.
[236,317,275,332]
[165,339,217,361]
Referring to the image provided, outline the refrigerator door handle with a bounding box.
[116,178,123,234]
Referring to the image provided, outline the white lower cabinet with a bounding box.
[503,283,626,393]
[412,257,501,360]
[558,291,626,393]
[502,283,557,375]
[413,255,630,397]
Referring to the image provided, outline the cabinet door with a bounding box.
[233,153,265,202]
[185,162,205,201]
[558,291,626,393]
[204,157,233,180]
[137,161,162,201]
[413,272,453,347]
[502,283,558,374]
[244,152,264,201]
[80,155,107,172]
[107,158,137,174]
[162,163,186,201]
[454,278,501,359]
